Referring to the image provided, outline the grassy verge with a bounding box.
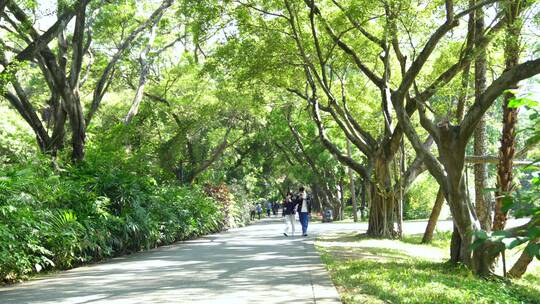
[316,232,540,304]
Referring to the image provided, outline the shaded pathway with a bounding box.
[0,217,341,304]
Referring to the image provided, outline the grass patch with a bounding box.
[401,230,452,249]
[316,232,540,304]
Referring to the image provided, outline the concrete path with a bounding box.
[0,217,342,304]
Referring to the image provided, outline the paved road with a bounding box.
[1,217,528,304]
[0,218,342,304]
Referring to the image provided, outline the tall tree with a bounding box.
[473,2,492,232]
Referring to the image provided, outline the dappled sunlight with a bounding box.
[317,230,540,303]
[0,218,340,304]
[317,233,447,262]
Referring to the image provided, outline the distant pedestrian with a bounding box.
[256,203,262,220]
[266,200,272,217]
[250,205,256,221]
[272,201,278,216]
[296,186,311,237]
[283,192,297,237]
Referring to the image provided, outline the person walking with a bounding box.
[256,203,262,220]
[250,204,256,221]
[283,192,297,237]
[297,186,311,237]
[266,200,272,217]
[272,201,278,216]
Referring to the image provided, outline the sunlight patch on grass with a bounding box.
[316,232,540,304]
[401,230,452,249]
[318,233,447,262]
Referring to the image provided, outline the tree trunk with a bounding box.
[367,154,397,238]
[445,176,476,266]
[508,238,539,278]
[67,95,86,163]
[438,133,501,273]
[438,133,478,266]
[450,225,462,264]
[347,138,358,222]
[311,183,323,213]
[473,6,492,231]
[493,0,521,232]
[360,179,367,220]
[422,187,445,243]
[313,183,330,212]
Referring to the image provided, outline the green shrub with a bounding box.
[0,153,227,283]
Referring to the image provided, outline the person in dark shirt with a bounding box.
[282,192,297,236]
[296,186,311,237]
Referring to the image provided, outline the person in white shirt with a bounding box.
[297,186,311,237]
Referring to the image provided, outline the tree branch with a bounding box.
[86,0,173,125]
[311,97,370,179]
[460,58,540,143]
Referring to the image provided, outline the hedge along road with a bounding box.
[0,216,528,304]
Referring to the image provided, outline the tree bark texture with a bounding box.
[438,130,478,266]
[473,6,492,231]
[367,153,397,238]
[493,0,521,231]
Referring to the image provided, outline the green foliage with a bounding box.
[404,173,439,220]
[0,153,228,283]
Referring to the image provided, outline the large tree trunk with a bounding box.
[437,130,503,274]
[313,182,336,215]
[422,187,445,243]
[438,132,478,266]
[445,174,476,266]
[493,0,521,232]
[367,154,397,237]
[473,5,492,231]
[450,225,463,264]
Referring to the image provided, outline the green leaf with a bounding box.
[475,230,488,240]
[504,237,529,249]
[524,242,540,260]
[501,196,515,213]
[527,227,540,239]
[507,96,538,108]
[470,238,486,251]
[491,230,512,242]
[504,89,518,95]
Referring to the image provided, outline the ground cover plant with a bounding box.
[0,152,250,283]
[317,232,540,304]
